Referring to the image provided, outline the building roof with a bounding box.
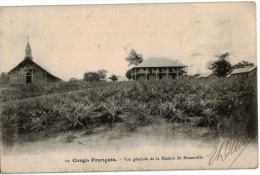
[134,57,187,68]
[196,73,214,78]
[117,76,129,81]
[230,66,257,75]
[8,58,61,81]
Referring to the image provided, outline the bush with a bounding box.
[1,77,257,139]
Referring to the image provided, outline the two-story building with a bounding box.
[130,57,187,81]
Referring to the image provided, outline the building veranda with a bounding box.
[130,57,187,81]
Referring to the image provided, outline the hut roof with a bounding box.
[196,73,214,78]
[230,67,256,75]
[134,57,187,68]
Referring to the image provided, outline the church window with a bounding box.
[25,72,32,84]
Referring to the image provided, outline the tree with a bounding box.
[109,74,118,81]
[83,69,108,82]
[125,49,143,66]
[125,69,132,80]
[97,69,108,81]
[83,72,101,82]
[232,61,254,69]
[208,52,232,77]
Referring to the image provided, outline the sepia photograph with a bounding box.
[0,1,258,173]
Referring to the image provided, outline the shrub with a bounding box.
[1,76,257,139]
[133,103,155,126]
[195,108,218,127]
[97,98,123,124]
[159,101,190,123]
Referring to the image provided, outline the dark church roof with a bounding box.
[8,58,61,81]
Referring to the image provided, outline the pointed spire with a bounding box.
[26,42,31,52]
[25,36,32,59]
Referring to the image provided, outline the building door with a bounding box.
[172,74,176,79]
[26,72,32,84]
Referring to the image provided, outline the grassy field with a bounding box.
[0,80,108,102]
[1,77,258,149]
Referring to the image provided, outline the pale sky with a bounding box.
[0,2,256,81]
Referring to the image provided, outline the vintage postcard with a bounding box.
[0,1,258,173]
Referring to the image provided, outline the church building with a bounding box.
[8,40,61,84]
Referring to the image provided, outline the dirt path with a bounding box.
[3,118,221,155]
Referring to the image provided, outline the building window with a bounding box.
[169,68,172,72]
[143,68,146,71]
[25,72,32,84]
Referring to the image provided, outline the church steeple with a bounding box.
[25,36,32,60]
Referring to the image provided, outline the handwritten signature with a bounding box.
[207,136,253,168]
